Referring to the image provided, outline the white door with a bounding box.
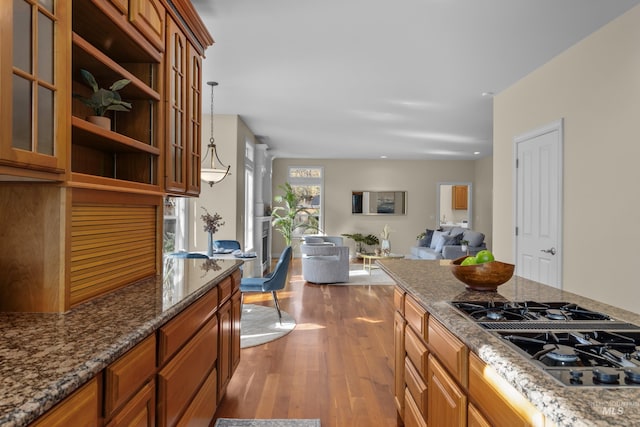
[515,120,563,288]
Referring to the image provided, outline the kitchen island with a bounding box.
[0,257,243,427]
[379,258,640,427]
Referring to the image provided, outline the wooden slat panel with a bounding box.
[70,203,157,306]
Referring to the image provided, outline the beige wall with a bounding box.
[493,5,640,313]
[272,158,493,257]
[189,114,255,252]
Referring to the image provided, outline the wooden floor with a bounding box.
[213,258,398,426]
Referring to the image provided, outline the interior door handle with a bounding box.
[541,247,556,255]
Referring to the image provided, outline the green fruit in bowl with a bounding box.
[460,256,478,266]
[475,250,495,264]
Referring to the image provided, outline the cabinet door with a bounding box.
[231,290,242,373]
[30,378,99,427]
[453,185,468,210]
[165,17,188,193]
[105,380,155,427]
[129,0,165,52]
[217,298,232,402]
[427,354,466,427]
[468,403,491,427]
[185,42,202,195]
[0,0,69,177]
[393,310,406,415]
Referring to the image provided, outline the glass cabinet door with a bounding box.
[0,0,68,174]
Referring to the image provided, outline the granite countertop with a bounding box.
[378,258,640,427]
[0,256,242,427]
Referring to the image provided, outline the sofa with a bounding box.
[300,236,350,283]
[410,227,486,260]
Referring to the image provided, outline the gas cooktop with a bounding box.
[450,300,640,387]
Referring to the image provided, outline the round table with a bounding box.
[360,253,405,274]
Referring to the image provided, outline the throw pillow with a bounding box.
[434,234,454,253]
[449,233,464,245]
[419,228,435,247]
[430,230,449,249]
[463,230,485,247]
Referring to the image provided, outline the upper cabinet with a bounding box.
[0,0,70,180]
[164,15,203,196]
[452,185,468,210]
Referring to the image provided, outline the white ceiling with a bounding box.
[192,0,640,160]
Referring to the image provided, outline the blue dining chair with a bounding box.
[167,251,209,258]
[240,246,292,321]
[214,240,241,251]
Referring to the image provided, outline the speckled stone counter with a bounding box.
[378,258,640,427]
[0,257,242,427]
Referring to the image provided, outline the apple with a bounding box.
[460,256,478,266]
[475,250,495,264]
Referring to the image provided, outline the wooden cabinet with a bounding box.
[105,381,155,427]
[157,315,218,427]
[393,310,406,415]
[30,378,99,427]
[0,0,69,180]
[165,16,202,196]
[428,318,468,387]
[468,352,545,427]
[467,403,491,427]
[428,354,466,427]
[452,185,468,210]
[217,297,232,402]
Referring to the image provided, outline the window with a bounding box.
[288,166,323,236]
[163,196,188,254]
[244,141,255,250]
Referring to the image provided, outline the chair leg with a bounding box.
[272,291,282,324]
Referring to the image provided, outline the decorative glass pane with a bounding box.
[289,167,322,179]
[13,0,32,73]
[37,86,54,155]
[12,75,33,150]
[38,0,54,13]
[38,11,54,84]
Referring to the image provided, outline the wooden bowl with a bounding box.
[450,256,515,291]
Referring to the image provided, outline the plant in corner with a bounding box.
[74,69,132,129]
[271,183,319,246]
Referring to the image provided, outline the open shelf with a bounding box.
[72,116,160,155]
[73,33,160,100]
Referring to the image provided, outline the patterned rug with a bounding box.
[240,304,296,348]
[214,419,320,427]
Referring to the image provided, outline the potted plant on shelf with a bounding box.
[74,69,132,130]
[271,182,319,247]
[460,239,469,253]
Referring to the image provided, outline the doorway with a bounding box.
[514,119,563,288]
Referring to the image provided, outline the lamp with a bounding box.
[201,81,231,186]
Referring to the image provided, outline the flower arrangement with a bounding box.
[380,224,393,240]
[201,207,225,234]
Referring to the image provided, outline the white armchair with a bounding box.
[301,242,350,284]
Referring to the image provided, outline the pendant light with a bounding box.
[201,81,231,186]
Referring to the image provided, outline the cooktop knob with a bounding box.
[593,367,620,384]
[569,369,584,384]
[624,367,640,384]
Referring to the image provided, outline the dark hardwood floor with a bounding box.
[213,258,398,426]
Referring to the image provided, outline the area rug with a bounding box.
[214,419,320,427]
[241,304,296,348]
[346,264,395,285]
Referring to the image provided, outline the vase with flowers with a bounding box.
[380,224,393,255]
[201,207,225,256]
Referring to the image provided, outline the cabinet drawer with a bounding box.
[105,380,155,427]
[428,317,468,387]
[404,357,427,417]
[175,366,218,427]
[405,325,428,377]
[157,315,218,427]
[104,334,156,417]
[403,387,427,427]
[468,353,545,427]
[393,286,405,313]
[218,276,232,304]
[31,377,99,427]
[405,295,427,340]
[158,288,218,364]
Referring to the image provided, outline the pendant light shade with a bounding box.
[201,81,231,186]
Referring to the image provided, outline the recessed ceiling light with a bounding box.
[380,155,388,159]
[481,91,494,97]
[474,151,481,155]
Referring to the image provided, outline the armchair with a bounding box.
[301,243,350,284]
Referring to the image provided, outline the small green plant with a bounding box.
[341,233,380,253]
[74,69,132,116]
